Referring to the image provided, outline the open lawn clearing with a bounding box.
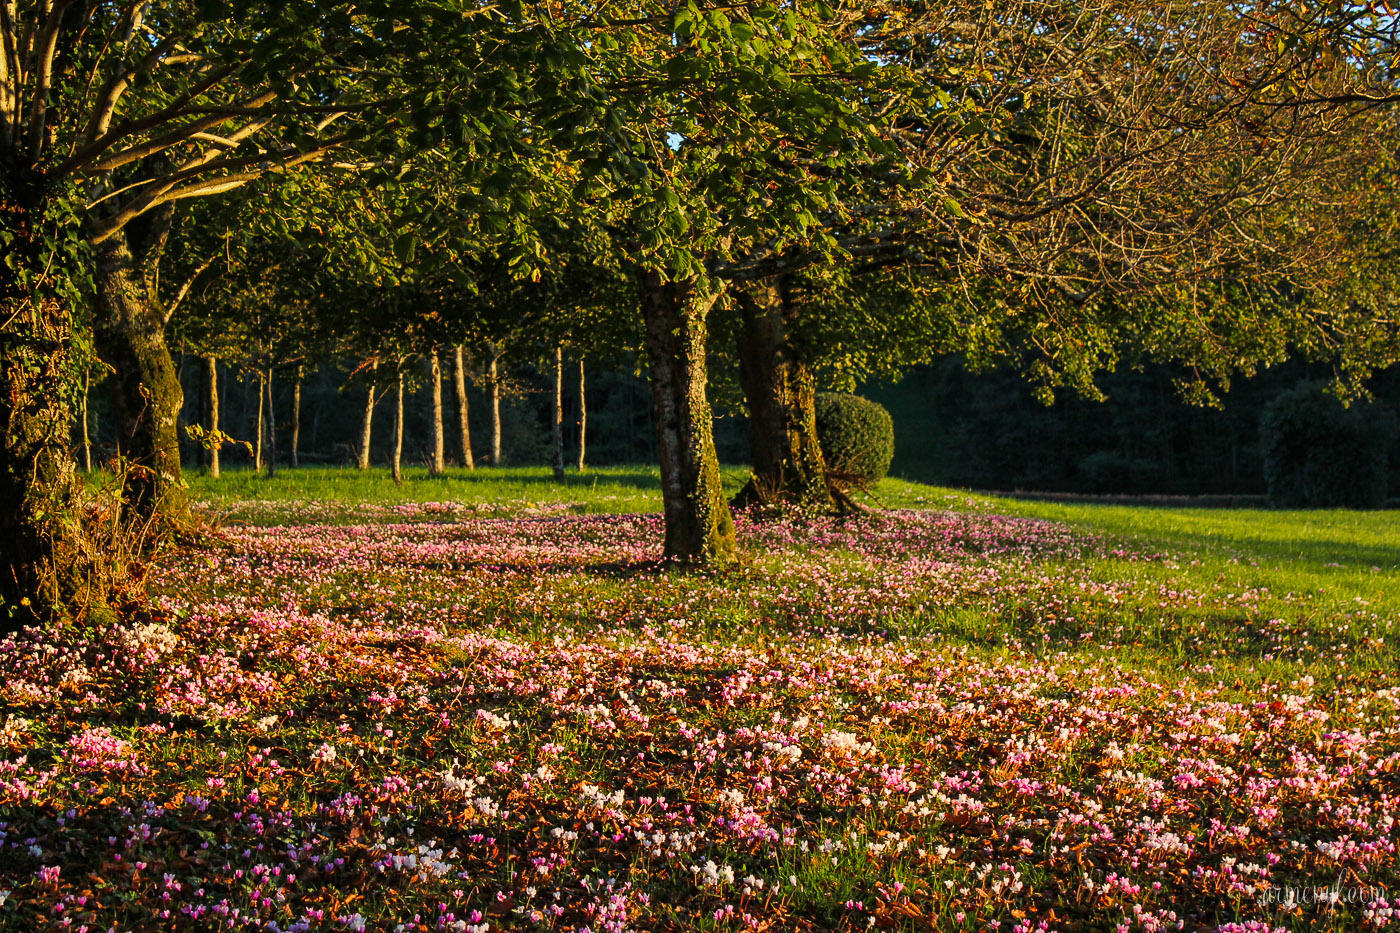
[1,472,1397,932]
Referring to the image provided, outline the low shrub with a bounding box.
[815,393,895,484]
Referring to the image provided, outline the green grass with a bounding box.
[186,466,1400,611]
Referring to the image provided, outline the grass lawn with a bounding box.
[2,466,1397,932]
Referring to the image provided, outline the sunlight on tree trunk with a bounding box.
[208,357,220,479]
[455,345,474,470]
[577,358,587,473]
[429,349,446,476]
[358,361,376,471]
[488,348,503,466]
[392,370,405,485]
[637,271,736,566]
[81,367,92,473]
[264,368,276,478]
[291,369,301,470]
[254,371,265,474]
[553,344,566,482]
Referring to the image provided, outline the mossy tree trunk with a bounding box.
[733,277,834,512]
[454,345,474,470]
[636,270,737,566]
[0,189,105,632]
[92,229,189,529]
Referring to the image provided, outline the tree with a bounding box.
[0,0,599,624]
[713,0,1400,511]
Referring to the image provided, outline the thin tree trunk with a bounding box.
[81,367,93,473]
[577,358,587,473]
[636,270,736,565]
[488,349,503,465]
[92,230,189,526]
[734,277,834,511]
[358,362,376,471]
[254,371,265,473]
[264,367,276,478]
[291,369,301,469]
[429,349,446,476]
[392,370,405,485]
[454,345,474,470]
[208,356,220,479]
[552,344,566,482]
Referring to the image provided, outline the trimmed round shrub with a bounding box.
[815,393,895,484]
[1259,382,1396,509]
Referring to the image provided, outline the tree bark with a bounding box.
[454,345,475,470]
[263,367,276,478]
[357,362,376,471]
[254,371,265,473]
[208,356,220,478]
[487,348,503,465]
[552,343,566,482]
[0,198,101,630]
[636,270,737,565]
[392,369,405,485]
[734,277,835,512]
[577,358,587,473]
[290,369,301,469]
[81,367,93,473]
[92,229,189,527]
[429,348,446,476]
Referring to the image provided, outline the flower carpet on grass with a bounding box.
[0,505,1397,932]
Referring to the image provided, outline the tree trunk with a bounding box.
[0,201,102,630]
[734,278,835,512]
[358,362,376,471]
[392,370,405,485]
[254,371,265,473]
[429,349,446,476]
[454,345,475,470]
[264,367,276,478]
[291,369,301,469]
[552,344,566,482]
[488,349,503,465]
[636,270,737,565]
[208,356,221,478]
[81,367,93,473]
[92,230,189,528]
[577,358,587,473]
